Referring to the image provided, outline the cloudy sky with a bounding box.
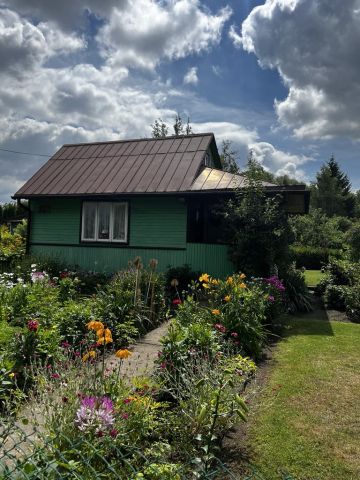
[1,0,360,202]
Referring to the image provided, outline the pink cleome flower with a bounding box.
[75,396,115,434]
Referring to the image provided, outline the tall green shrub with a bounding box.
[223,158,292,276]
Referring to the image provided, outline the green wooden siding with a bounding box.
[29,197,234,278]
[31,198,81,244]
[130,197,186,248]
[30,197,186,248]
[30,243,234,278]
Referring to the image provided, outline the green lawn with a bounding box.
[248,316,360,480]
[304,269,324,286]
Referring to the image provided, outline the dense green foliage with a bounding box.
[346,222,360,261]
[315,258,360,321]
[224,158,292,277]
[290,209,351,249]
[311,156,355,217]
[0,224,26,266]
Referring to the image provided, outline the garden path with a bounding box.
[105,320,171,378]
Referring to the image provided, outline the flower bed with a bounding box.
[1,269,288,477]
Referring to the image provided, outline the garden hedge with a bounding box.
[290,245,343,269]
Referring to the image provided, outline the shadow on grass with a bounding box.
[285,297,334,336]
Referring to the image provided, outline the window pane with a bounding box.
[98,203,111,240]
[83,203,96,240]
[113,203,127,241]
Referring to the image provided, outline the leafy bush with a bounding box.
[323,284,349,311]
[0,225,25,271]
[290,245,343,269]
[289,210,349,249]
[52,299,95,343]
[326,259,360,286]
[347,222,360,262]
[281,264,313,313]
[344,284,360,323]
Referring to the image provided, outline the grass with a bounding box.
[248,316,360,480]
[304,269,325,286]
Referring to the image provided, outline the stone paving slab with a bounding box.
[105,320,171,378]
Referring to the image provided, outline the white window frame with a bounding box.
[81,201,128,243]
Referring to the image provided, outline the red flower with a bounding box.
[60,271,69,279]
[51,373,60,379]
[27,320,39,332]
[172,298,182,305]
[109,429,118,438]
[121,413,129,420]
[230,332,238,338]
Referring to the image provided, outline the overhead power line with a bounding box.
[0,147,50,157]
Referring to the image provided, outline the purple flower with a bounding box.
[263,276,285,292]
[267,295,275,303]
[75,395,115,434]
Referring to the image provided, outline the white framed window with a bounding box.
[81,202,128,243]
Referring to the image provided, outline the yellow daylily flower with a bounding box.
[86,320,104,331]
[115,349,132,359]
[199,273,210,283]
[82,350,97,362]
[211,309,221,315]
[224,295,231,302]
[226,276,233,285]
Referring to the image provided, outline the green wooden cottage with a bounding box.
[13,133,309,277]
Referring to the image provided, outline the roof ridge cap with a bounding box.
[62,132,215,148]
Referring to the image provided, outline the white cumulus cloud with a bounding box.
[98,0,232,69]
[233,0,360,140]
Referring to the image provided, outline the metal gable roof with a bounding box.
[190,167,277,191]
[14,134,216,198]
